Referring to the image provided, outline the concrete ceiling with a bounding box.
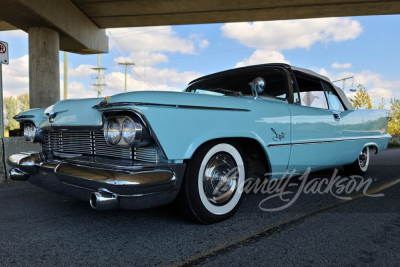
[71,0,400,28]
[1,0,399,54]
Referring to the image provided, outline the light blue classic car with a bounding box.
[9,63,391,223]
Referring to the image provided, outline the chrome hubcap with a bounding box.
[358,148,368,168]
[203,152,238,205]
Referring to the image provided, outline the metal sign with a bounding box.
[0,41,9,65]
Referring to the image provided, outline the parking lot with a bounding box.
[1,148,400,266]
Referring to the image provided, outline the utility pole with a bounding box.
[64,51,67,99]
[91,54,107,97]
[118,62,135,92]
[332,76,354,92]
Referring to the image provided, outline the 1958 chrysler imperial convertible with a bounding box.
[9,63,391,224]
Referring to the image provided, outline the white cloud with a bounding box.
[332,62,352,69]
[221,18,363,51]
[0,30,27,39]
[235,50,289,68]
[108,27,198,54]
[61,81,98,100]
[107,27,209,72]
[103,66,203,93]
[113,51,168,67]
[68,64,97,78]
[199,39,210,49]
[2,55,29,97]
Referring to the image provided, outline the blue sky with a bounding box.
[1,15,400,108]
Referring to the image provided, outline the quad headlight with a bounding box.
[122,118,137,145]
[105,118,122,145]
[104,116,152,147]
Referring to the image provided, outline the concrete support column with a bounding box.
[28,27,60,109]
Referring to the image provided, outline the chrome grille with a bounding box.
[41,131,163,163]
[134,147,163,163]
[93,132,132,159]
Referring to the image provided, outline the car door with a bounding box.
[287,73,342,173]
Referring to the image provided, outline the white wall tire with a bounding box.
[177,140,246,224]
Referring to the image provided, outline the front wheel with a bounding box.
[177,141,246,224]
[343,147,370,176]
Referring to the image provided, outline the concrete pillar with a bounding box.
[28,27,60,109]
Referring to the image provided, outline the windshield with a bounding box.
[185,68,288,100]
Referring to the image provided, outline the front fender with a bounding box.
[100,100,291,164]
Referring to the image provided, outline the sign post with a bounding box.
[0,41,9,138]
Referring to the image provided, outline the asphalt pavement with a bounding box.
[1,148,399,267]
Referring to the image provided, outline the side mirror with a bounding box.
[248,77,265,99]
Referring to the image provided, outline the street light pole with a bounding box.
[64,51,67,100]
[118,62,135,92]
[332,76,354,92]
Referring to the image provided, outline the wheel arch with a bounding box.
[184,137,271,180]
[363,142,379,154]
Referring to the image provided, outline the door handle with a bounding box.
[333,113,341,120]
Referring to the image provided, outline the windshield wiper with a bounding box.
[208,88,242,96]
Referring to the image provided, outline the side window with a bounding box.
[321,81,345,111]
[186,68,288,101]
[295,75,328,109]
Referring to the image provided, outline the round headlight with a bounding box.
[106,119,122,145]
[122,118,136,145]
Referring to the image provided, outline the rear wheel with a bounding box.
[343,147,370,176]
[178,140,246,224]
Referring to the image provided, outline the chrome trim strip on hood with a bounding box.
[93,102,250,112]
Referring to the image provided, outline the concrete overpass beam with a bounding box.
[29,27,60,109]
[0,0,108,54]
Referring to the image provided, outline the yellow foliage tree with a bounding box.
[389,98,400,135]
[348,84,373,109]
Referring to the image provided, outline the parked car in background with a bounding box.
[9,63,391,224]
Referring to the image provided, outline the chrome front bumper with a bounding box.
[7,153,186,210]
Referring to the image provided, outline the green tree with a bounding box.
[17,93,29,112]
[5,96,19,131]
[348,84,373,109]
[389,98,400,135]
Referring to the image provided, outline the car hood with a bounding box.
[16,91,265,128]
[106,90,254,109]
[37,98,103,128]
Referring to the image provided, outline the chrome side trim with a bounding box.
[94,102,250,112]
[268,135,391,147]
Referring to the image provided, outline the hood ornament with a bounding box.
[47,110,68,123]
[98,96,111,107]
